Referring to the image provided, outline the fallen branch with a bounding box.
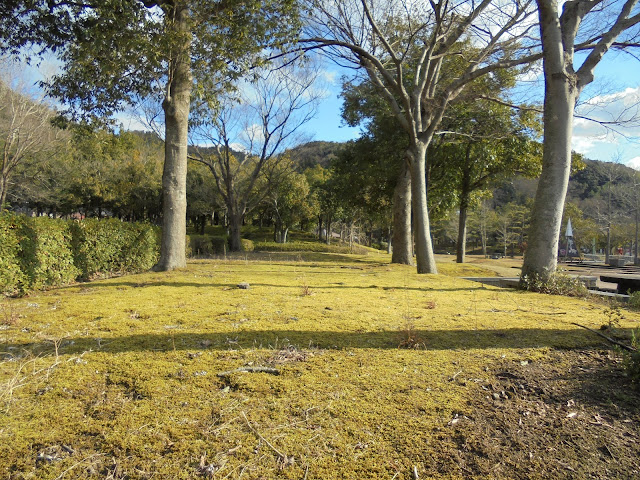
[217,366,280,377]
[241,411,286,460]
[571,322,637,352]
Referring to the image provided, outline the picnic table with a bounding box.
[599,274,640,294]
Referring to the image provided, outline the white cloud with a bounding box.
[575,87,640,137]
[321,69,337,85]
[516,63,543,82]
[626,156,640,170]
[570,87,640,159]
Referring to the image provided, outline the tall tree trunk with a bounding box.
[456,196,469,264]
[635,207,638,263]
[521,2,577,281]
[606,222,611,263]
[325,215,331,245]
[456,160,472,264]
[410,143,437,274]
[229,210,243,251]
[154,3,191,271]
[0,175,7,208]
[391,159,414,265]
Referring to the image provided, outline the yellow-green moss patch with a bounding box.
[1,255,639,479]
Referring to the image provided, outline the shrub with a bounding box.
[17,216,79,291]
[122,223,160,272]
[519,271,589,297]
[623,328,640,386]
[241,238,254,252]
[70,219,159,279]
[629,291,640,310]
[212,236,227,254]
[1,215,160,295]
[188,235,229,257]
[188,235,213,257]
[253,240,368,254]
[0,214,27,295]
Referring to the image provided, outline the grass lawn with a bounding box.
[1,251,639,479]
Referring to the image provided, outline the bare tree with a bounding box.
[522,0,640,280]
[0,73,60,208]
[302,0,541,273]
[616,167,640,263]
[191,60,322,250]
[495,206,520,257]
[469,198,495,258]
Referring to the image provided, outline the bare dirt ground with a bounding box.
[432,254,640,479]
[428,348,640,479]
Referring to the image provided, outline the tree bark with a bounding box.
[0,175,7,207]
[456,196,469,264]
[521,1,577,281]
[325,215,331,245]
[154,3,191,271]
[229,210,243,251]
[391,159,414,265]
[410,143,437,274]
[456,159,472,264]
[635,207,638,262]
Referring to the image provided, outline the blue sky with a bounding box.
[17,45,639,170]
[304,55,640,170]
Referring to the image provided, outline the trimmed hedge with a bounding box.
[188,235,228,256]
[253,240,368,254]
[70,219,159,280]
[0,213,27,296]
[0,214,159,295]
[18,216,79,291]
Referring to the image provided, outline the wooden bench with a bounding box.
[599,274,640,294]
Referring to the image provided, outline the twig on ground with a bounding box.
[571,322,637,352]
[241,411,286,460]
[217,366,280,377]
[54,453,103,480]
[413,465,420,479]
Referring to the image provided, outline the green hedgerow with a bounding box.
[0,213,27,295]
[70,219,159,279]
[17,216,79,291]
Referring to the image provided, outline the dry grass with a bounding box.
[1,251,639,479]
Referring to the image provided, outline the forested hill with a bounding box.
[286,141,343,170]
[493,158,638,209]
[568,159,639,201]
[285,138,639,212]
[130,128,636,209]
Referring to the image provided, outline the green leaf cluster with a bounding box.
[0,1,301,123]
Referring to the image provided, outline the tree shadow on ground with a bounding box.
[57,279,488,292]
[3,327,633,358]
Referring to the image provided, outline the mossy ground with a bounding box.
[1,251,639,479]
